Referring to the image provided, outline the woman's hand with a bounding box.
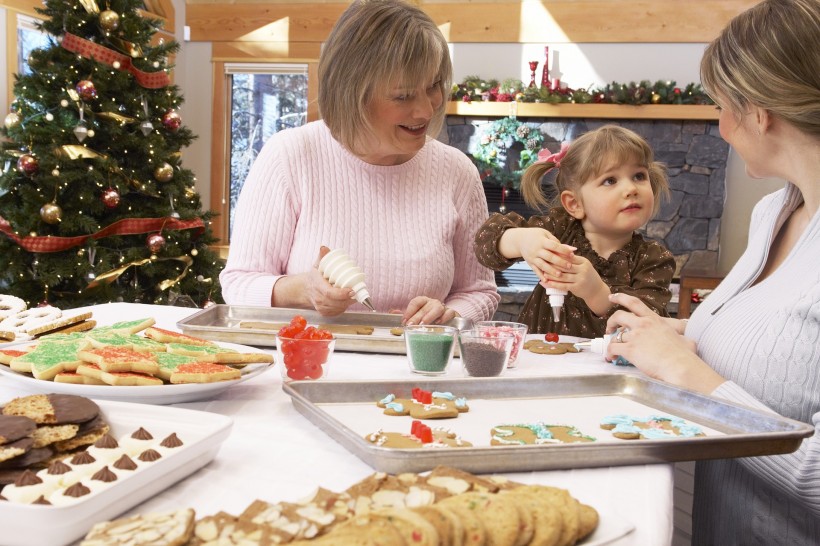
[302,268,356,316]
[400,297,458,325]
[606,293,725,394]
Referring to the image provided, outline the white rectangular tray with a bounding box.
[0,400,233,546]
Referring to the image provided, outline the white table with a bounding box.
[0,303,673,545]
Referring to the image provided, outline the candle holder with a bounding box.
[528,61,539,88]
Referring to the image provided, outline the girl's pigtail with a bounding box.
[520,161,555,210]
[520,142,570,211]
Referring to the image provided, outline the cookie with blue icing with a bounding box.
[376,391,469,420]
[490,423,596,445]
[600,414,705,440]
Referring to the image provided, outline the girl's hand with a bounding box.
[402,297,458,326]
[605,293,724,394]
[541,255,613,316]
[513,228,576,284]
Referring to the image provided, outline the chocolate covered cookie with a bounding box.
[2,393,99,425]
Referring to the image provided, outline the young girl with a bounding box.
[474,124,675,337]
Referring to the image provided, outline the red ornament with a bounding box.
[75,80,98,101]
[101,187,120,208]
[544,332,560,343]
[528,60,539,88]
[673,87,682,95]
[146,233,166,253]
[461,94,471,103]
[162,110,181,132]
[17,154,39,177]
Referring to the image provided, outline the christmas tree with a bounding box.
[0,0,224,309]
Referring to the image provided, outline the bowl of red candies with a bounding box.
[277,315,336,381]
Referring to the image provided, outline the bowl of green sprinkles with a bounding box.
[404,325,458,375]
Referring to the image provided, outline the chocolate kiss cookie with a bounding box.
[0,415,37,445]
[2,394,99,425]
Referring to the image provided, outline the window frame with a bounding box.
[209,44,319,245]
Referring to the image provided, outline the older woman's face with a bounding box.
[361,78,443,166]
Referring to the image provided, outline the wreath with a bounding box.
[473,116,544,190]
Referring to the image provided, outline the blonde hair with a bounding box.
[520,125,670,214]
[700,0,820,139]
[318,0,452,155]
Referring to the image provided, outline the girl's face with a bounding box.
[571,157,656,236]
[360,77,443,166]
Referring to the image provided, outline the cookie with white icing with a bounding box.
[491,423,596,445]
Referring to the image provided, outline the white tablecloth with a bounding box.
[0,303,673,545]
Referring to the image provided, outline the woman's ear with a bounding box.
[754,105,772,136]
[561,190,584,219]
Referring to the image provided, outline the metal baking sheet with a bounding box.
[177,304,471,354]
[282,374,814,474]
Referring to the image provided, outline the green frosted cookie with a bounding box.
[10,339,90,380]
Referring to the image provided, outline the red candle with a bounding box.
[541,46,550,88]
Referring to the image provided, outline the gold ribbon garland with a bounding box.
[55,145,105,160]
[78,0,100,15]
[85,255,194,291]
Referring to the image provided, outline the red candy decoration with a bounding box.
[544,332,560,343]
[410,421,432,444]
[278,315,333,380]
[411,388,432,404]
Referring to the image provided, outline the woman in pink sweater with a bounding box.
[219,0,499,324]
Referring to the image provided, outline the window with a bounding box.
[16,14,50,75]
[224,63,309,236]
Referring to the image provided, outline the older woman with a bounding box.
[606,0,820,543]
[220,0,499,324]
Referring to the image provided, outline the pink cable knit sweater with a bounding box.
[219,121,499,322]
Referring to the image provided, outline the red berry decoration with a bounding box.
[75,80,98,101]
[544,332,560,343]
[162,109,181,132]
[17,154,39,177]
[101,187,120,209]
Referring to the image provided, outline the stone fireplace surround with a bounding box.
[441,115,729,320]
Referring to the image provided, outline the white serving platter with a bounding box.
[0,399,233,546]
[0,341,273,404]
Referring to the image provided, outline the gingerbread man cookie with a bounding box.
[600,414,705,440]
[491,423,596,445]
[365,421,472,449]
[523,339,579,355]
[377,388,469,419]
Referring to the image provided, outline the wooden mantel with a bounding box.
[446,101,719,121]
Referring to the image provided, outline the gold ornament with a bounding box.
[154,162,174,183]
[40,202,63,224]
[99,10,120,31]
[4,112,20,130]
[651,93,662,104]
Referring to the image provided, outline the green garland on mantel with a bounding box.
[451,77,714,106]
[460,77,714,189]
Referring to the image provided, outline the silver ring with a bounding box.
[615,329,625,343]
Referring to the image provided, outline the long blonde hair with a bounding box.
[520,125,670,214]
[318,0,452,155]
[700,0,820,138]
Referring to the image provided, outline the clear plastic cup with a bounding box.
[458,329,514,377]
[473,321,529,367]
[404,325,457,376]
[277,336,336,382]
